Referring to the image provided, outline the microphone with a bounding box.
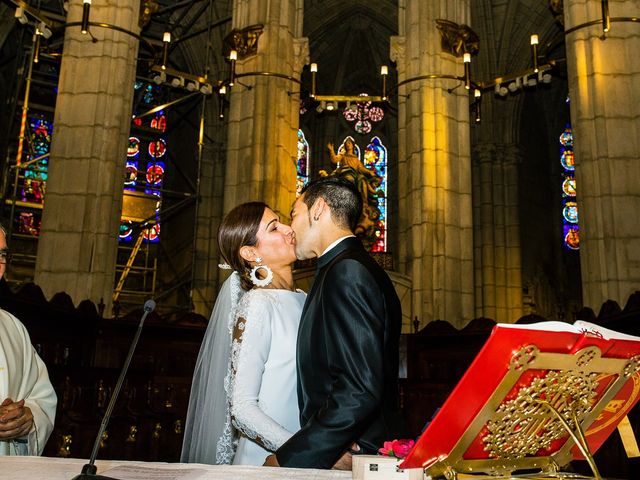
[71,299,156,480]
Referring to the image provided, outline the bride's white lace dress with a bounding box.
[225,288,305,466]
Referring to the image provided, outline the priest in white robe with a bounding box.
[0,223,57,455]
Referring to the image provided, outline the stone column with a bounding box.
[35,0,140,311]
[565,0,640,307]
[473,143,523,323]
[223,0,309,218]
[392,0,474,329]
[502,145,523,320]
[191,138,226,316]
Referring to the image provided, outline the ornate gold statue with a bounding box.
[321,138,384,249]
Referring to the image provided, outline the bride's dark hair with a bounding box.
[218,201,268,291]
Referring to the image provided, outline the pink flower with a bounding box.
[378,441,395,456]
[378,439,415,459]
[391,439,415,458]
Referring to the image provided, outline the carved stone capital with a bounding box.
[292,37,310,75]
[498,143,522,166]
[224,24,264,60]
[549,0,564,28]
[435,19,479,58]
[390,36,406,65]
[139,0,159,28]
[473,143,496,164]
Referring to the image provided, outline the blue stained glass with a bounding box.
[560,121,579,250]
[563,201,578,224]
[145,161,165,187]
[364,137,388,252]
[121,81,166,243]
[19,116,52,208]
[119,221,134,241]
[559,125,573,148]
[124,160,138,189]
[296,129,309,196]
[560,150,574,171]
[143,84,156,104]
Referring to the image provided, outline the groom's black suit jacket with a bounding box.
[276,237,402,468]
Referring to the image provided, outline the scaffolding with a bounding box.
[0,0,224,316]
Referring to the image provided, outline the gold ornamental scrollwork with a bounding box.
[576,346,598,368]
[509,345,539,371]
[435,19,480,58]
[482,370,600,459]
[224,24,264,60]
[623,355,640,378]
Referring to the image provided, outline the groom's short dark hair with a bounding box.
[301,177,362,232]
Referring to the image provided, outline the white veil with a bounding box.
[181,272,244,464]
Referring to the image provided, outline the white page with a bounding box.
[99,465,207,480]
[573,320,640,341]
[496,320,640,342]
[496,321,580,333]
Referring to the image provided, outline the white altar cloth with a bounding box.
[0,456,353,480]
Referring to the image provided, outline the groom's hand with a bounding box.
[332,451,352,470]
[332,442,360,470]
[264,454,280,467]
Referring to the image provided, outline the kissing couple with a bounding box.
[181,176,403,469]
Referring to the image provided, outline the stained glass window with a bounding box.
[150,113,167,132]
[119,220,134,242]
[338,136,361,160]
[364,137,387,252]
[127,137,140,157]
[135,157,164,244]
[148,138,167,159]
[120,83,166,244]
[22,116,52,201]
[342,93,385,134]
[143,84,158,104]
[146,162,165,187]
[124,160,138,190]
[296,129,310,196]
[560,123,579,250]
[330,136,387,252]
[14,115,53,236]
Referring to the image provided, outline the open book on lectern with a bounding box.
[399,320,640,478]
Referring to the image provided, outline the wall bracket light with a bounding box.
[563,0,639,38]
[81,0,91,34]
[161,31,171,70]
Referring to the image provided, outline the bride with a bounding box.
[181,202,305,465]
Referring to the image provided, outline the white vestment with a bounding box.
[0,308,57,455]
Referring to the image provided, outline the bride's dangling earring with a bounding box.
[249,256,273,287]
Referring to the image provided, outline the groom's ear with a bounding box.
[311,198,326,222]
[239,246,256,263]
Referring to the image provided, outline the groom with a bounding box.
[265,177,402,469]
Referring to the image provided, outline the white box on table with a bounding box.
[352,454,423,480]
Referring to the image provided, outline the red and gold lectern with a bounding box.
[400,321,640,479]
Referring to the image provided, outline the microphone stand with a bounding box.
[71,299,156,480]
